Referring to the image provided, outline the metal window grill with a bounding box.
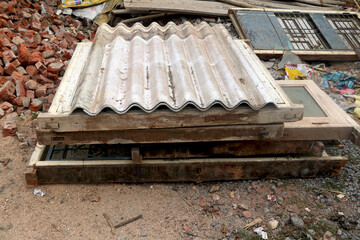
[275,13,330,50]
[45,144,132,161]
[325,14,360,50]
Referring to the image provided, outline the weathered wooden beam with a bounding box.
[36,124,284,145]
[37,105,303,132]
[140,140,324,159]
[31,154,348,184]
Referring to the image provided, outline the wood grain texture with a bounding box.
[124,0,234,16]
[31,151,347,184]
[36,124,284,145]
[38,105,303,132]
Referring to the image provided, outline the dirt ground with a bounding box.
[0,118,359,240]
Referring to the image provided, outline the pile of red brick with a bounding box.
[0,0,94,119]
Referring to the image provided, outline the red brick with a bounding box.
[12,36,25,45]
[2,120,17,137]
[29,98,42,111]
[0,81,15,100]
[46,72,58,81]
[0,2,9,12]
[37,75,53,85]
[26,90,35,99]
[53,19,63,25]
[42,50,55,59]
[0,65,3,75]
[25,80,37,90]
[46,94,55,104]
[35,61,46,73]
[11,59,21,68]
[60,39,68,49]
[47,62,64,73]
[28,52,44,65]
[7,5,15,15]
[0,34,12,48]
[11,71,25,84]
[12,97,23,107]
[16,67,27,75]
[0,101,13,110]
[2,50,16,64]
[0,76,8,84]
[44,57,57,66]
[34,32,41,45]
[21,97,30,108]
[35,85,46,98]
[31,21,41,32]
[25,65,38,78]
[4,63,17,75]
[15,81,26,97]
[75,32,86,41]
[61,50,72,60]
[18,43,31,64]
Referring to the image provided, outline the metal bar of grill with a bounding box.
[275,13,330,50]
[325,14,360,49]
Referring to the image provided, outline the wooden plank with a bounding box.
[252,49,359,61]
[38,105,303,132]
[36,124,284,145]
[139,140,324,159]
[124,0,234,16]
[31,153,348,184]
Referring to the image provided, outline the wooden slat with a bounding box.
[124,0,234,16]
[30,146,347,184]
[38,105,303,132]
[140,140,324,158]
[36,124,284,145]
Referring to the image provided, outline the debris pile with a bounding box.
[0,0,93,119]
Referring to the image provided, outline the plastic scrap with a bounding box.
[285,64,313,80]
[267,195,276,202]
[33,189,45,197]
[322,72,356,89]
[254,227,268,240]
[61,0,108,8]
[72,2,107,20]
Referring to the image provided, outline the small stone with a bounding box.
[238,203,249,210]
[211,194,220,201]
[209,185,220,193]
[241,211,252,218]
[308,229,316,235]
[323,231,336,240]
[290,215,304,228]
[89,195,100,202]
[211,221,217,227]
[26,133,37,147]
[337,229,342,235]
[16,132,26,142]
[140,232,147,237]
[266,220,279,230]
[229,191,235,198]
[19,142,28,149]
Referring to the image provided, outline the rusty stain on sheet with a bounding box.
[57,21,287,115]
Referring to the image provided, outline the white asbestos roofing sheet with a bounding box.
[53,21,288,116]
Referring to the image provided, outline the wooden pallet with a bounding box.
[26,141,347,185]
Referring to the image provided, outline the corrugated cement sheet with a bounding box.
[55,21,288,115]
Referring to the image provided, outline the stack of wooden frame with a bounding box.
[26,79,360,184]
[25,34,360,184]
